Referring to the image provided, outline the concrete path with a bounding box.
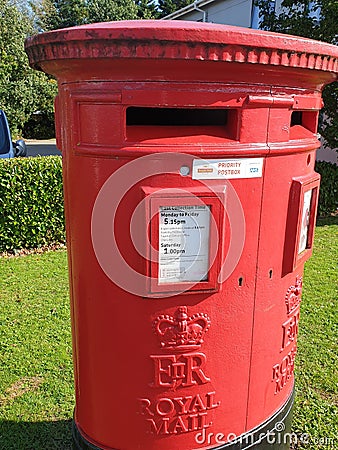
[25,139,61,157]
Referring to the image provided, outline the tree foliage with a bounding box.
[135,0,158,19]
[0,0,57,137]
[157,0,193,18]
[256,0,338,150]
[31,0,159,30]
[32,0,195,29]
[32,0,88,31]
[86,0,138,23]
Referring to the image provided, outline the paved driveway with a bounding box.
[25,139,61,157]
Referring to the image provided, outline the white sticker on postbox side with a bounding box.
[192,158,264,180]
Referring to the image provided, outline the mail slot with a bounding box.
[25,20,338,450]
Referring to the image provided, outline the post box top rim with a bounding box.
[25,19,338,74]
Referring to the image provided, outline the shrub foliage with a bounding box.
[315,160,338,217]
[0,156,65,252]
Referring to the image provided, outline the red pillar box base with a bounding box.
[72,390,294,450]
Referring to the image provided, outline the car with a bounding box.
[0,109,27,158]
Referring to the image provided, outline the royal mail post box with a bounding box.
[25,21,338,450]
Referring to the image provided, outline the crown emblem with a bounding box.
[153,306,211,352]
[285,276,303,315]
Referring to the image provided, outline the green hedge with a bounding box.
[0,157,337,253]
[315,160,338,217]
[0,156,65,252]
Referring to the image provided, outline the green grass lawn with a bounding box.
[291,217,338,449]
[0,250,73,449]
[0,218,337,449]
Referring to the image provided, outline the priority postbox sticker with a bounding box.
[192,158,264,180]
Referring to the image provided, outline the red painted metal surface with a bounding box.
[25,21,338,449]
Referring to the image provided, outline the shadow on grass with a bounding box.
[0,419,72,450]
[316,215,338,226]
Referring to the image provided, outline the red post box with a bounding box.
[25,21,338,450]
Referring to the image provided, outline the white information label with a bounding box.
[192,158,264,180]
[298,189,312,254]
[158,205,210,284]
